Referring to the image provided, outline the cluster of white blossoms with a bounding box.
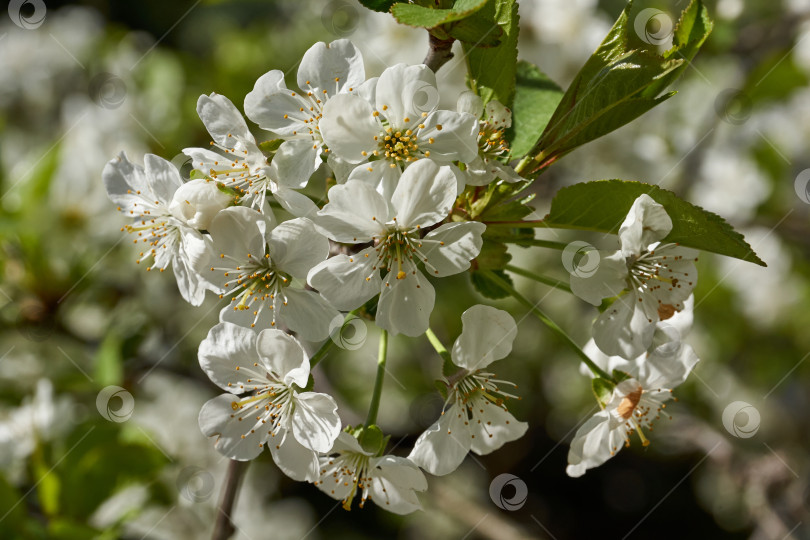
[102,39,704,513]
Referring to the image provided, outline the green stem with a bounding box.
[504,264,573,294]
[514,155,532,175]
[501,238,569,250]
[365,330,388,428]
[425,327,452,364]
[483,270,611,380]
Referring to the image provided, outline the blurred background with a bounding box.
[1,0,809,538]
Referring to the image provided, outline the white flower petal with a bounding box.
[198,322,260,393]
[485,100,512,129]
[168,179,231,229]
[592,295,655,358]
[376,63,437,125]
[267,218,328,280]
[313,181,388,242]
[320,94,380,163]
[291,391,341,453]
[269,426,320,482]
[199,394,267,461]
[390,160,456,229]
[451,305,517,371]
[103,152,152,209]
[566,410,622,477]
[307,247,381,311]
[297,39,365,97]
[419,110,479,163]
[207,206,268,267]
[408,404,470,476]
[255,329,310,388]
[457,91,483,117]
[619,194,672,256]
[281,288,340,342]
[376,268,435,337]
[640,341,699,390]
[422,221,485,278]
[269,139,321,189]
[139,154,184,208]
[346,159,402,203]
[272,187,318,219]
[368,456,427,515]
[326,153,356,184]
[469,399,528,455]
[569,250,628,306]
[197,93,255,148]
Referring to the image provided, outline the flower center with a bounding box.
[379,127,420,163]
[211,252,292,328]
[317,451,374,510]
[616,386,643,420]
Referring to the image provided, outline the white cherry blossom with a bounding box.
[566,329,699,477]
[409,305,528,476]
[314,432,427,514]
[307,160,485,337]
[183,93,317,217]
[168,178,231,230]
[102,152,221,306]
[456,91,523,186]
[200,206,339,341]
[244,39,366,187]
[319,63,479,199]
[198,323,341,481]
[570,194,699,358]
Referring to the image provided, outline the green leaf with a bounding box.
[592,377,616,408]
[358,0,397,13]
[391,0,489,28]
[527,0,713,173]
[94,333,123,387]
[258,139,284,153]
[474,240,511,270]
[543,180,766,266]
[463,0,519,106]
[470,268,512,299]
[447,13,502,46]
[506,61,564,157]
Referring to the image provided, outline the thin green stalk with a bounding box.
[514,155,532,175]
[365,330,388,428]
[501,238,569,250]
[425,327,452,365]
[483,220,549,228]
[504,264,573,294]
[483,270,611,380]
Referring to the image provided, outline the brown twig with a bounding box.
[423,32,455,73]
[211,460,250,540]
